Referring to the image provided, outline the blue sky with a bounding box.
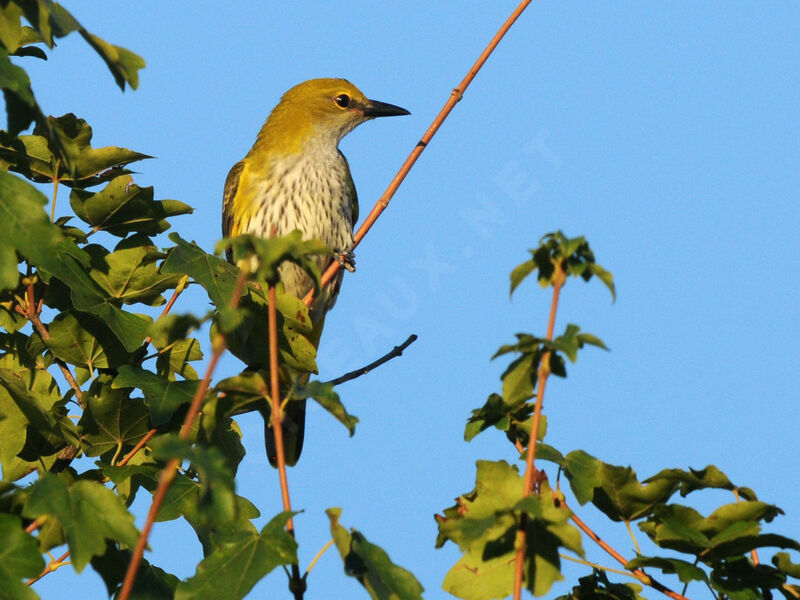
[23,2,800,598]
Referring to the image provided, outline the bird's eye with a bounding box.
[334,94,351,109]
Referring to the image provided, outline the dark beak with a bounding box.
[362,99,410,118]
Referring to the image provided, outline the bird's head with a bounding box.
[261,78,410,152]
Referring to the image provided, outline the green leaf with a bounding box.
[509,258,537,296]
[327,508,424,600]
[114,365,198,426]
[555,570,646,600]
[772,551,800,578]
[647,465,758,501]
[44,310,129,369]
[626,555,708,584]
[0,513,45,600]
[162,233,241,311]
[293,380,357,435]
[70,175,191,236]
[79,31,144,91]
[78,375,150,457]
[563,450,679,521]
[23,474,140,572]
[550,324,608,363]
[174,512,297,600]
[0,171,150,350]
[84,235,181,305]
[27,114,151,185]
[710,556,786,600]
[149,436,237,530]
[91,541,179,600]
[217,231,329,291]
[501,353,536,408]
[437,462,582,598]
[0,242,18,292]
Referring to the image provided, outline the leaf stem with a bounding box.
[305,539,334,576]
[50,162,60,222]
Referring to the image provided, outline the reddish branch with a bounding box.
[304,0,536,308]
[513,264,564,600]
[117,271,247,600]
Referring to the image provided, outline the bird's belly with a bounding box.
[242,166,354,310]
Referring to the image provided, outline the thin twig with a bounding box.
[303,0,535,308]
[555,491,690,600]
[558,553,640,580]
[50,163,60,222]
[16,286,85,408]
[119,428,159,467]
[117,271,247,600]
[513,265,564,600]
[326,334,417,386]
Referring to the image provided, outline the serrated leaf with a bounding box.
[646,465,758,501]
[293,380,357,435]
[86,235,180,305]
[113,365,198,426]
[563,450,679,521]
[70,175,191,236]
[44,310,129,369]
[31,114,151,184]
[23,474,140,572]
[555,570,646,600]
[174,512,297,600]
[162,233,241,311]
[437,465,581,598]
[78,375,150,457]
[327,507,424,600]
[79,31,144,91]
[0,172,150,350]
[626,555,708,584]
[149,436,237,530]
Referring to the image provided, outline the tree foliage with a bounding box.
[0,3,798,600]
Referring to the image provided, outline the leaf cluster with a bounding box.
[0,4,391,598]
[440,234,800,599]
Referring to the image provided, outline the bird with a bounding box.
[221,78,409,467]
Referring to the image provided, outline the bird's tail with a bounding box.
[265,398,307,467]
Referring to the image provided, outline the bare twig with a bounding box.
[303,0,535,308]
[117,271,247,600]
[326,334,417,386]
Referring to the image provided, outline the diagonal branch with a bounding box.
[304,0,536,308]
[117,270,247,600]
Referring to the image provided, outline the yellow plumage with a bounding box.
[221,78,408,466]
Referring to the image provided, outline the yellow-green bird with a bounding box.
[222,78,409,467]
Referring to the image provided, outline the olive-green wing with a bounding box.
[222,160,245,263]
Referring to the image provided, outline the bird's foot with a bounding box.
[336,249,356,273]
